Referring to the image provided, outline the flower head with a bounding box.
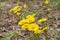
[45,0,49,5]
[18,19,26,25]
[23,4,27,8]
[38,18,47,23]
[10,5,19,12]
[26,14,36,23]
[27,23,39,31]
[47,8,52,11]
[34,26,48,34]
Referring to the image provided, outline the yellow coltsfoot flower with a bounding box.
[10,5,21,13]
[13,8,21,13]
[38,18,47,23]
[18,14,36,26]
[18,19,26,25]
[26,14,35,23]
[27,23,39,31]
[10,5,19,12]
[45,0,49,5]
[47,8,52,11]
[27,18,35,23]
[23,4,27,8]
[34,26,48,34]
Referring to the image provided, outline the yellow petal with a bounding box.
[34,29,43,34]
[18,20,26,25]
[27,23,39,31]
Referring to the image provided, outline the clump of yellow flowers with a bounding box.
[10,5,21,16]
[18,14,48,34]
[18,14,36,25]
[9,4,48,34]
[9,3,48,34]
[10,4,28,16]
